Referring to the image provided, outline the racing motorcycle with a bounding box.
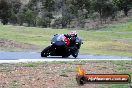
[41,34,82,58]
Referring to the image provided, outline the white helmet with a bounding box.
[69,31,77,37]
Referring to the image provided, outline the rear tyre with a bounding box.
[62,52,71,58]
[62,55,69,58]
[62,54,70,58]
[41,46,51,57]
[62,53,71,58]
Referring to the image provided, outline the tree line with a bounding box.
[0,0,132,28]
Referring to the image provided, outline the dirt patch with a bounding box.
[0,61,129,88]
[0,38,40,51]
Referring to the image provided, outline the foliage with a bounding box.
[36,17,51,28]
[0,0,22,25]
[113,0,132,16]
[0,0,131,28]
[92,0,118,20]
[0,0,11,25]
[17,6,36,26]
[42,0,55,12]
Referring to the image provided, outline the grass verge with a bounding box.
[0,61,132,88]
[0,21,132,57]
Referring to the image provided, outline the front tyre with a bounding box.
[72,49,79,58]
[41,46,51,57]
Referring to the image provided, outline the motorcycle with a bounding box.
[41,34,82,58]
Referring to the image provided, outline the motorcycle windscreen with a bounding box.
[75,37,82,43]
[52,34,66,46]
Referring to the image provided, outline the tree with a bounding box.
[0,0,11,25]
[113,0,132,16]
[25,9,36,26]
[17,5,30,26]
[70,0,91,11]
[9,0,22,24]
[42,0,55,12]
[0,0,22,25]
[9,11,18,24]
[17,6,37,26]
[24,0,55,27]
[10,0,22,14]
[65,0,91,28]
[36,16,51,28]
[92,0,117,22]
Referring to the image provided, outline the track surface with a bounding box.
[0,52,132,63]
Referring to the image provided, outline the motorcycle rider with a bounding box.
[41,31,82,58]
[64,31,78,51]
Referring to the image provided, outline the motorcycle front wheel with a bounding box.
[72,49,79,58]
[41,46,51,57]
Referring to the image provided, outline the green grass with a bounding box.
[45,61,87,65]
[16,62,44,67]
[100,84,129,88]
[0,21,132,57]
[0,61,132,88]
[9,80,19,88]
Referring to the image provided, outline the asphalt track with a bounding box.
[0,52,132,63]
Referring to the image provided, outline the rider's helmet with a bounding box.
[69,31,77,37]
[69,31,77,43]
